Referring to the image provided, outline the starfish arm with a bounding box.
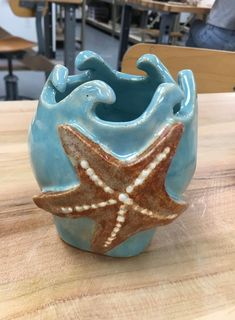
[101,206,181,253]
[33,186,81,216]
[129,123,187,214]
[58,123,184,195]
[33,168,118,218]
[59,125,133,191]
[90,207,122,254]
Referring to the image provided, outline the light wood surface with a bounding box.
[98,0,210,14]
[0,94,235,319]
[124,0,210,14]
[0,36,35,53]
[47,0,83,4]
[122,44,235,93]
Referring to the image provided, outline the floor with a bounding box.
[0,25,119,99]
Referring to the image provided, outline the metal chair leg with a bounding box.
[4,56,19,101]
[4,73,19,101]
[0,55,33,101]
[80,0,86,51]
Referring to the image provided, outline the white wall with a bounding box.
[0,0,37,41]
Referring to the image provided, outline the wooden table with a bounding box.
[117,0,211,69]
[126,0,211,14]
[0,93,235,319]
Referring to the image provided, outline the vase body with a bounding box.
[29,51,197,257]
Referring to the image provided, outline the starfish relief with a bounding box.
[34,122,187,254]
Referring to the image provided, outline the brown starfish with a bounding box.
[34,122,187,254]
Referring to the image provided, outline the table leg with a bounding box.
[117,4,132,71]
[44,3,54,59]
[140,10,148,42]
[80,0,86,51]
[64,4,76,74]
[111,0,117,36]
[158,12,177,44]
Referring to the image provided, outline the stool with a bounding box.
[0,36,36,100]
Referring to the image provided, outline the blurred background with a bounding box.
[2,0,232,100]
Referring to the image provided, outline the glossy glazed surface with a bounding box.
[29,51,197,257]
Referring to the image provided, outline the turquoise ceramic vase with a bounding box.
[29,51,197,257]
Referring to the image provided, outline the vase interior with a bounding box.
[55,76,158,122]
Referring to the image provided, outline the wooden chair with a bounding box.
[9,0,48,50]
[0,0,51,100]
[122,44,235,93]
[0,33,35,100]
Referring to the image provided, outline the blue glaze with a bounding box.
[54,215,155,258]
[167,70,198,199]
[106,229,156,258]
[54,217,96,252]
[29,51,197,257]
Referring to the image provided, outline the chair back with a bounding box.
[8,0,48,17]
[0,27,11,40]
[122,44,235,93]
[8,0,48,54]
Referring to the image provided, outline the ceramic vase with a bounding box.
[29,51,197,257]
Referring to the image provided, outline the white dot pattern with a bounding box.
[59,147,179,250]
[103,147,172,248]
[104,205,127,247]
[61,199,117,214]
[133,204,177,220]
[80,159,114,194]
[125,147,171,194]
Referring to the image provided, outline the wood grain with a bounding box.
[122,44,235,93]
[0,94,235,319]
[47,0,83,4]
[0,37,35,53]
[123,0,210,14]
